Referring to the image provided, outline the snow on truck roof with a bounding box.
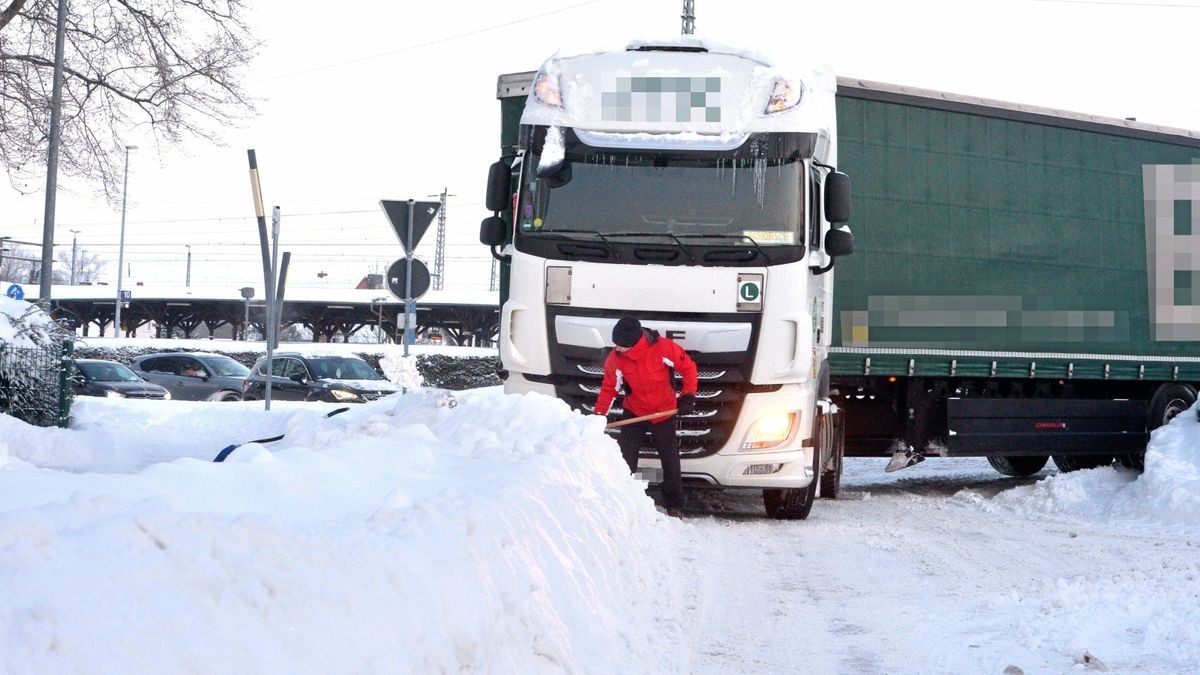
[546,36,776,67]
[497,68,1200,147]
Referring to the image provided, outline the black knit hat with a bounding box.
[612,317,642,348]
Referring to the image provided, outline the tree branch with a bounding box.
[0,0,27,32]
[0,0,259,200]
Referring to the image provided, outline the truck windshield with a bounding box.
[516,128,810,250]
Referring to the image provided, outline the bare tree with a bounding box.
[0,240,105,284]
[0,241,42,283]
[52,245,103,283]
[0,0,258,200]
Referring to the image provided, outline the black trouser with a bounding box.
[617,415,682,510]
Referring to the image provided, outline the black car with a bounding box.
[242,352,402,403]
[72,359,171,400]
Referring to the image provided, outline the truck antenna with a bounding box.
[681,0,695,35]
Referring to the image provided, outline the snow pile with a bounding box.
[377,352,423,390]
[953,404,1200,670]
[970,403,1200,534]
[0,391,687,672]
[1126,403,1200,527]
[0,297,60,348]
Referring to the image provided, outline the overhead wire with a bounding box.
[256,0,601,82]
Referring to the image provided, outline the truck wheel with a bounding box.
[1051,454,1113,472]
[986,455,1048,477]
[763,447,819,520]
[819,410,844,499]
[1118,384,1196,470]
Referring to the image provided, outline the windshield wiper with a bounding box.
[605,232,696,263]
[675,234,773,264]
[528,229,618,258]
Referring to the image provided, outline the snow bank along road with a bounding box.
[1,390,1198,674]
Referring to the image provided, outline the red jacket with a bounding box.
[593,329,698,423]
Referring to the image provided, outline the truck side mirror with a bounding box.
[825,172,852,223]
[480,215,507,247]
[825,227,855,257]
[485,160,510,213]
[537,160,572,189]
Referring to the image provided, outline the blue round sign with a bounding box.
[5,284,24,301]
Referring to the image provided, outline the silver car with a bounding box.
[129,352,250,402]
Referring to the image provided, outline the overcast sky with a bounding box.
[2,0,1197,295]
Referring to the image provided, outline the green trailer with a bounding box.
[830,79,1200,473]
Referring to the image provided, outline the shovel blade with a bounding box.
[884,448,925,473]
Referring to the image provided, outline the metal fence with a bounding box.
[0,340,74,428]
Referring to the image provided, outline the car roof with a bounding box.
[253,352,370,363]
[75,358,127,365]
[133,352,230,359]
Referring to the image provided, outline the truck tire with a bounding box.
[763,446,819,520]
[1118,384,1196,470]
[986,455,1048,477]
[1051,454,1113,472]
[819,410,844,499]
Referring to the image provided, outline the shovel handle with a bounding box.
[605,409,678,429]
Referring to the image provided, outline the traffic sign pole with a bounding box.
[404,199,415,356]
[379,198,439,357]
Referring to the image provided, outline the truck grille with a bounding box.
[543,308,765,461]
[556,351,750,458]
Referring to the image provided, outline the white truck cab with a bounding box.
[481,37,854,518]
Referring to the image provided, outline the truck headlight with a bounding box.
[765,78,803,114]
[534,72,563,108]
[741,412,797,451]
[105,390,125,399]
[331,389,361,402]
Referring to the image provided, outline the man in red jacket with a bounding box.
[594,317,699,517]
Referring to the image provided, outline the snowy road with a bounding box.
[672,458,1200,674]
[3,391,1199,673]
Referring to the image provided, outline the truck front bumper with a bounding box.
[506,374,818,490]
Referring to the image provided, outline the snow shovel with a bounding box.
[884,445,926,473]
[605,409,678,429]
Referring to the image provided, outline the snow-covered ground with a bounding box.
[2,388,1199,673]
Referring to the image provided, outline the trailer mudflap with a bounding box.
[945,398,1148,456]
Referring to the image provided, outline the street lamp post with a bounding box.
[113,144,136,338]
[239,287,255,341]
[69,229,80,285]
[38,0,69,304]
[372,296,389,343]
[185,244,192,287]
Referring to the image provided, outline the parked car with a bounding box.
[72,359,170,400]
[242,352,401,403]
[130,352,250,402]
